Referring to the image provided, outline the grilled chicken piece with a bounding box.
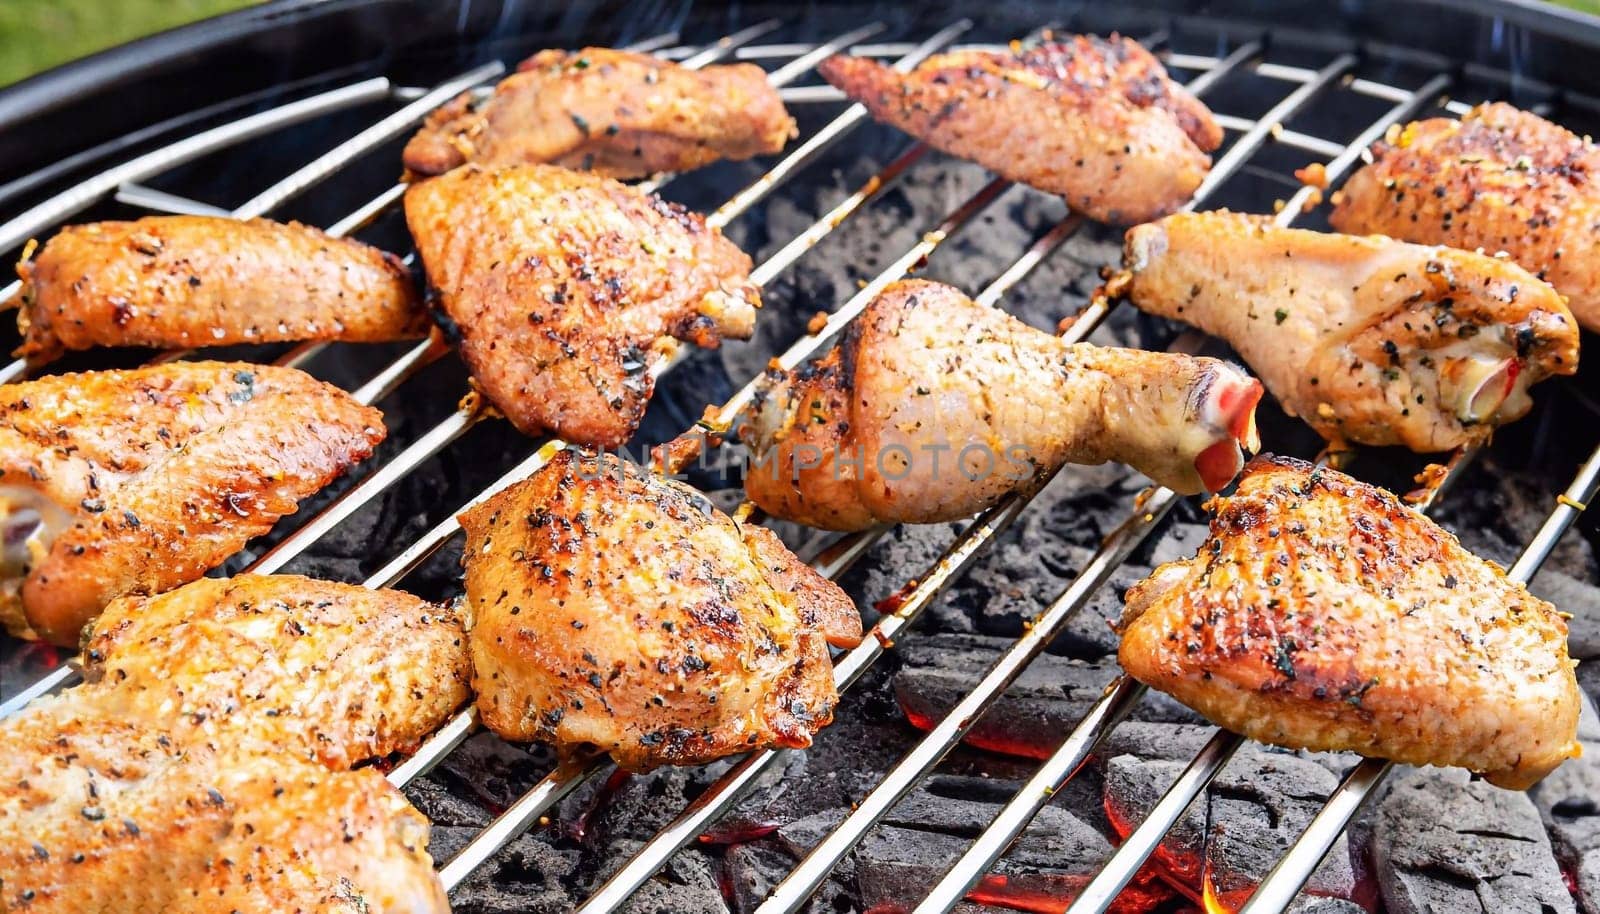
[403,47,795,180]
[460,448,861,771]
[0,574,466,913]
[78,574,472,767]
[15,215,426,367]
[818,34,1222,223]
[740,280,1261,531]
[406,164,760,448]
[1119,456,1580,791]
[1330,102,1600,332]
[0,362,386,645]
[1124,211,1578,452]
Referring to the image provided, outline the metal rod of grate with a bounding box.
[909,69,1458,914]
[0,19,922,718]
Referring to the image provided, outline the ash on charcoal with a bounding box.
[1430,457,1599,584]
[443,829,582,914]
[1531,568,1600,660]
[584,839,727,914]
[1532,690,1600,914]
[1142,521,1212,570]
[895,633,1204,760]
[428,731,557,814]
[1581,661,1600,712]
[1375,767,1576,914]
[854,775,1173,914]
[1103,748,1364,906]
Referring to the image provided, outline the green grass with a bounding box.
[0,0,254,87]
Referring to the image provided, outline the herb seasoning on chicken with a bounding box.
[1118,456,1581,791]
[818,34,1222,223]
[403,47,795,180]
[740,279,1261,531]
[0,363,386,645]
[405,163,761,448]
[15,215,426,367]
[1123,211,1578,451]
[460,448,861,771]
[0,574,469,913]
[1331,102,1600,332]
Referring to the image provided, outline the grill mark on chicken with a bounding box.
[405,164,760,448]
[1123,211,1578,452]
[14,216,427,368]
[460,448,860,771]
[818,34,1221,224]
[0,574,468,913]
[0,362,386,645]
[1118,456,1580,791]
[739,279,1261,531]
[1330,102,1600,332]
[403,47,796,180]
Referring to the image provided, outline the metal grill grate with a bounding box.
[0,14,1596,914]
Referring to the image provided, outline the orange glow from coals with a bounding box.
[964,874,1071,914]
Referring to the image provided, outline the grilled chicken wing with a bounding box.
[0,574,467,913]
[15,215,426,366]
[0,362,385,645]
[1124,211,1578,452]
[1119,456,1580,791]
[740,280,1261,531]
[818,34,1222,223]
[1330,102,1600,331]
[460,448,861,771]
[403,47,795,180]
[406,164,760,448]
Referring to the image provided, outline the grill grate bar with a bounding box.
[1232,439,1600,913]
[918,72,1459,914]
[112,183,232,216]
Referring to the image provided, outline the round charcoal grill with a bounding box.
[2,2,1599,913]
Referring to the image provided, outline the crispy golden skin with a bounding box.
[79,575,472,768]
[1124,211,1578,452]
[0,574,466,913]
[403,47,795,180]
[15,216,426,367]
[1119,456,1581,791]
[0,362,386,645]
[460,449,861,771]
[818,34,1221,223]
[1330,102,1600,332]
[741,280,1262,530]
[406,164,759,448]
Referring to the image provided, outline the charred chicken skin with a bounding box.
[1119,456,1580,791]
[0,362,386,645]
[15,215,426,367]
[741,280,1262,531]
[1330,102,1600,332]
[406,164,760,448]
[403,47,796,180]
[818,34,1222,224]
[460,448,862,771]
[1124,211,1578,452]
[0,574,470,913]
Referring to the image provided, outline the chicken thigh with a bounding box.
[461,448,861,770]
[1330,102,1600,331]
[740,280,1261,531]
[406,164,760,448]
[1124,211,1577,452]
[1119,456,1580,791]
